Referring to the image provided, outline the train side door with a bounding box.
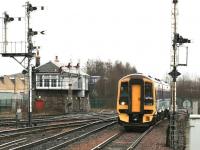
[132,84,141,112]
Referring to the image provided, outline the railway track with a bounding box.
[1,114,163,150]
[0,138,27,150]
[3,117,117,150]
[0,119,97,140]
[90,120,162,150]
[0,112,116,127]
[48,121,117,150]
[0,119,74,127]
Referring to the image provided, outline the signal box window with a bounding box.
[44,79,49,87]
[51,79,56,87]
[37,75,43,87]
[144,82,153,105]
[119,82,128,105]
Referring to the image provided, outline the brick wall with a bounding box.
[0,75,26,93]
[33,90,90,113]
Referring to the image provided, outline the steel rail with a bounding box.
[0,138,27,150]
[0,117,99,127]
[0,120,91,139]
[0,119,94,135]
[11,117,117,150]
[0,138,26,148]
[0,113,115,127]
[47,121,117,150]
[126,120,162,150]
[90,132,122,150]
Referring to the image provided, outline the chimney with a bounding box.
[55,56,59,63]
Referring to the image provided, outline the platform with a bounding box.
[190,114,200,119]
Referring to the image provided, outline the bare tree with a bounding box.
[86,59,137,108]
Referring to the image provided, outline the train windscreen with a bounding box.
[144,82,153,105]
[119,82,128,105]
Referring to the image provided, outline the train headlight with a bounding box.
[146,116,150,121]
[120,101,126,105]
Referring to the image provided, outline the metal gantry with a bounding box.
[0,2,44,127]
[169,0,191,149]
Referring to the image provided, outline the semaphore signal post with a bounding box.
[169,0,191,149]
[0,2,44,127]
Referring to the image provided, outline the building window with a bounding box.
[44,79,49,87]
[78,77,82,89]
[51,79,56,87]
[39,75,42,87]
[36,75,43,87]
[58,76,61,87]
[51,75,57,87]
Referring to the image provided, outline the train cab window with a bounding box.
[144,82,153,105]
[119,82,128,105]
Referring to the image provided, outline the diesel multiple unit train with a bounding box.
[117,73,170,128]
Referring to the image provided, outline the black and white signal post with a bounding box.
[0,2,44,127]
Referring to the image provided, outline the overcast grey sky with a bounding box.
[0,0,199,79]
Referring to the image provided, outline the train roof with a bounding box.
[120,73,170,88]
[120,73,151,80]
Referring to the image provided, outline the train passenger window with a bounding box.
[119,82,128,105]
[157,90,162,100]
[163,90,170,99]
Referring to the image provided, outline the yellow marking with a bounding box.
[119,113,129,123]
[118,105,128,110]
[132,84,141,112]
[143,115,153,123]
[144,105,153,110]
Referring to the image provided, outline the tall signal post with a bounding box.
[0,2,44,127]
[169,0,190,148]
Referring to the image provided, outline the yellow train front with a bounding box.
[117,73,170,129]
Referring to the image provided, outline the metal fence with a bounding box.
[90,98,116,109]
[0,99,13,112]
[0,95,28,113]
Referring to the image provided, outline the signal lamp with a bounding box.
[74,63,80,68]
[4,12,14,23]
[28,4,37,11]
[67,63,72,68]
[28,28,38,36]
[22,69,28,74]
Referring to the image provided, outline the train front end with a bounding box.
[117,74,156,128]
